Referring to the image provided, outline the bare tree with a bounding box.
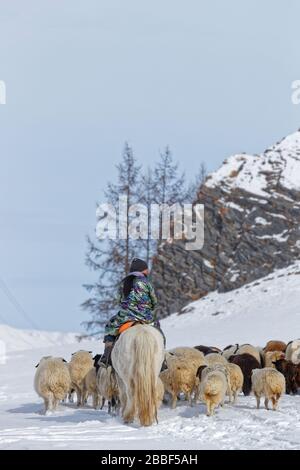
[139,167,157,266]
[82,143,141,332]
[82,143,207,333]
[187,162,208,202]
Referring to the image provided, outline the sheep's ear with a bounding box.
[160,359,168,372]
[35,363,39,368]
[196,365,207,380]
[62,359,67,363]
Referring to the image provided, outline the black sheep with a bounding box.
[273,359,298,395]
[229,353,261,396]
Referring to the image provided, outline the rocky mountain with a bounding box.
[152,129,300,318]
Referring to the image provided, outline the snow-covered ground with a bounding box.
[0,324,78,353]
[0,263,300,449]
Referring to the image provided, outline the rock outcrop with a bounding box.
[152,130,300,318]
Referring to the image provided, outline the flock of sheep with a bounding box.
[34,338,300,420]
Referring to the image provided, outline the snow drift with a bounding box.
[0,324,78,353]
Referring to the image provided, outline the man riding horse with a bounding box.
[101,258,165,365]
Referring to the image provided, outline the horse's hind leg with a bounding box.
[123,405,135,423]
[123,392,135,424]
[118,383,127,415]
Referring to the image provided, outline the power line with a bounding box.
[0,278,39,329]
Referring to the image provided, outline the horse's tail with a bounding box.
[132,327,158,426]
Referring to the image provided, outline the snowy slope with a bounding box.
[162,261,300,349]
[0,264,299,450]
[205,129,300,196]
[0,324,78,353]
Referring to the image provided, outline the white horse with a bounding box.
[111,324,165,426]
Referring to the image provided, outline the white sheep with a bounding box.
[82,367,101,409]
[264,350,285,368]
[285,339,300,364]
[251,368,285,411]
[226,363,243,403]
[68,350,94,406]
[222,344,239,360]
[168,347,206,370]
[236,344,261,365]
[197,365,227,416]
[97,364,119,413]
[34,356,71,414]
[205,353,228,367]
[160,353,200,408]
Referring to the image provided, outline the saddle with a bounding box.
[118,321,139,335]
[118,320,166,346]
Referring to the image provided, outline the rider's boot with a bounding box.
[100,336,115,366]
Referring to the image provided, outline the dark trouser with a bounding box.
[104,334,115,343]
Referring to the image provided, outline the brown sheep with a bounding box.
[264,340,287,353]
[236,344,261,365]
[273,359,298,395]
[296,364,300,388]
[228,353,261,396]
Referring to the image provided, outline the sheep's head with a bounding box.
[93,354,102,372]
[35,356,52,368]
[57,357,67,363]
[274,351,285,361]
[160,358,168,372]
[272,358,287,372]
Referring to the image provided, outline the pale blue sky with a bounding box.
[0,1,299,331]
